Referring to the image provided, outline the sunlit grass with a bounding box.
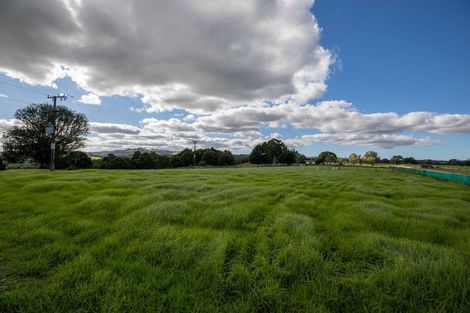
[1,167,469,312]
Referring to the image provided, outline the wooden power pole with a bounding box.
[47,93,67,170]
[193,141,197,167]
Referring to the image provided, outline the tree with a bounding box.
[279,149,297,164]
[131,151,156,169]
[249,144,267,164]
[391,155,404,165]
[316,151,337,164]
[56,151,92,169]
[218,150,235,166]
[100,154,130,169]
[130,151,169,169]
[403,157,417,164]
[154,154,170,168]
[249,139,296,165]
[363,151,379,165]
[348,153,359,165]
[295,152,307,164]
[169,148,194,168]
[2,103,89,168]
[201,148,218,166]
[265,139,285,164]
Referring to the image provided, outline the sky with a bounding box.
[0,0,469,159]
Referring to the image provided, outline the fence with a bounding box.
[392,166,470,186]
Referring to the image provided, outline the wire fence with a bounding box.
[392,166,470,186]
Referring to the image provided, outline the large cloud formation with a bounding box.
[1,100,469,151]
[0,0,330,113]
[0,0,469,152]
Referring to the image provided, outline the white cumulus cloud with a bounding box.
[79,93,101,105]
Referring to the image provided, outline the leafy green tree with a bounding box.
[249,139,296,164]
[56,151,92,169]
[295,152,307,164]
[249,144,267,164]
[403,157,417,164]
[265,139,285,164]
[316,151,338,164]
[218,150,235,166]
[154,154,170,168]
[131,151,155,169]
[130,151,170,169]
[170,148,194,168]
[2,103,88,168]
[364,151,379,165]
[391,155,404,165]
[131,151,143,165]
[279,149,297,164]
[348,153,359,165]
[100,154,130,169]
[194,148,235,166]
[201,148,218,165]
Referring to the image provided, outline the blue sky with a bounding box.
[311,0,470,159]
[0,0,469,159]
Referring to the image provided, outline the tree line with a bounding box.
[311,151,380,165]
[97,148,235,169]
[1,103,469,170]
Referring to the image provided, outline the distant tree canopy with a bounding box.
[363,151,379,165]
[171,147,234,167]
[403,157,417,164]
[56,151,92,169]
[99,152,169,169]
[131,151,169,169]
[315,151,338,164]
[249,139,299,165]
[348,153,359,164]
[2,103,89,168]
[169,148,194,168]
[99,147,234,169]
[391,155,404,165]
[100,154,130,169]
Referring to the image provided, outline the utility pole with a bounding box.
[193,140,197,167]
[47,93,67,170]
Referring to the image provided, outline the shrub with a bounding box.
[0,155,6,170]
[56,151,92,169]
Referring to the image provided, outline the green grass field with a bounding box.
[1,167,470,312]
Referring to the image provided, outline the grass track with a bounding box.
[1,167,470,312]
